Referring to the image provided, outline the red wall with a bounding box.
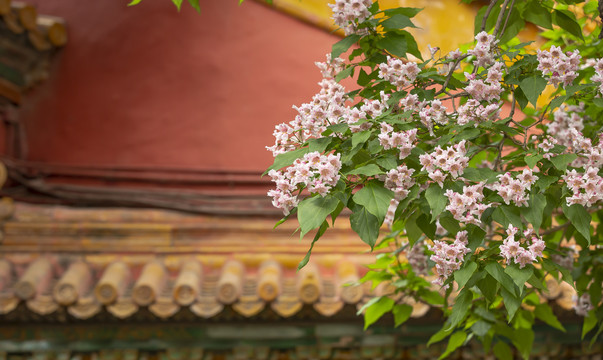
[18,1,338,172]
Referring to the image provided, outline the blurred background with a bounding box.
[0,1,593,359]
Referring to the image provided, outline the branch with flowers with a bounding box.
[265,0,603,358]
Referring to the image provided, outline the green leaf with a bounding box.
[428,325,453,346]
[522,1,552,29]
[492,205,522,230]
[535,303,565,332]
[524,154,542,169]
[297,221,328,270]
[335,66,355,82]
[351,130,371,148]
[426,184,448,222]
[471,320,491,337]
[519,76,547,107]
[127,0,144,6]
[493,341,513,360]
[454,262,478,290]
[553,9,584,40]
[462,167,498,183]
[511,328,534,360]
[485,262,516,296]
[298,196,340,238]
[381,7,422,18]
[347,164,383,177]
[593,98,603,108]
[350,205,381,249]
[353,181,394,222]
[404,211,423,247]
[377,32,407,57]
[477,275,498,303]
[393,304,413,327]
[524,193,546,232]
[549,153,578,171]
[264,148,309,174]
[332,34,361,59]
[562,203,591,245]
[381,14,416,30]
[171,0,184,10]
[187,0,200,12]
[501,288,520,321]
[376,155,398,170]
[582,310,597,339]
[364,296,394,329]
[308,137,332,153]
[446,289,472,331]
[504,264,533,295]
[438,331,467,360]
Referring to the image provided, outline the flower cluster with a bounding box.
[464,62,504,102]
[383,165,416,229]
[407,242,429,276]
[468,31,497,67]
[489,169,538,207]
[315,54,346,79]
[419,99,448,135]
[590,58,603,95]
[445,183,491,226]
[378,56,421,88]
[267,152,342,215]
[266,77,347,156]
[378,124,417,159]
[329,0,372,36]
[456,99,501,126]
[537,46,581,87]
[562,167,603,207]
[500,226,544,269]
[429,231,471,287]
[419,141,469,187]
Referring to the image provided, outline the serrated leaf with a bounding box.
[350,205,380,249]
[353,181,394,222]
[454,262,478,290]
[298,196,340,238]
[519,76,547,107]
[364,296,394,329]
[562,203,591,245]
[332,34,361,59]
[438,331,467,360]
[393,304,413,327]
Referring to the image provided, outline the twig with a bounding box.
[481,0,499,33]
[499,0,516,38]
[493,0,512,38]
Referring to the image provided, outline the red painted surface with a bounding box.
[18,1,338,172]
